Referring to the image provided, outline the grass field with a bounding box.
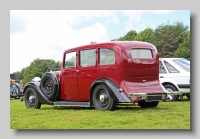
[10,97,190,129]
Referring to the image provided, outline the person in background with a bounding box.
[19,80,24,93]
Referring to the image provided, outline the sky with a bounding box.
[10,10,190,74]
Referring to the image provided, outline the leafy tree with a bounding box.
[134,28,155,43]
[23,59,61,83]
[90,41,97,44]
[174,31,190,60]
[153,21,189,53]
[160,27,178,58]
[117,30,137,41]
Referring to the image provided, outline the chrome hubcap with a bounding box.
[166,88,173,100]
[100,94,105,102]
[29,95,35,103]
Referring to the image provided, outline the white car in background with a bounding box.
[159,58,190,101]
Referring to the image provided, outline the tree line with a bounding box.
[12,21,190,84]
[112,21,190,59]
[12,59,61,84]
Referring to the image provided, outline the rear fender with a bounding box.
[90,78,131,104]
[24,82,54,105]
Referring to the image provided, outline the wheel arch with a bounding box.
[90,78,131,105]
[161,82,179,91]
[24,82,54,105]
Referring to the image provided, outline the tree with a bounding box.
[160,28,178,58]
[134,28,155,43]
[90,41,97,44]
[174,31,190,60]
[153,21,189,53]
[23,59,61,83]
[117,30,137,41]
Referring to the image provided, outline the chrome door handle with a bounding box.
[75,70,79,72]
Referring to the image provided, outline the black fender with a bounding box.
[90,78,131,104]
[23,82,54,105]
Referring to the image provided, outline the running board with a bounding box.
[54,101,90,107]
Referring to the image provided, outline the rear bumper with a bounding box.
[128,91,182,102]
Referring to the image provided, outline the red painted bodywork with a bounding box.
[53,41,165,102]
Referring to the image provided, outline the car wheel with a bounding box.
[164,84,179,101]
[10,84,20,98]
[40,73,59,100]
[186,94,190,100]
[92,84,115,111]
[24,88,41,109]
[138,101,159,108]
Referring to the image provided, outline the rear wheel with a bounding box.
[24,88,41,109]
[164,84,179,101]
[10,84,20,99]
[186,94,190,100]
[92,84,115,111]
[138,101,159,108]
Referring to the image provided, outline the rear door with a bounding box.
[77,48,97,101]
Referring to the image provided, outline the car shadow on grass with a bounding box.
[40,105,171,111]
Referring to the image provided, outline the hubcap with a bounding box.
[100,94,105,102]
[166,88,173,100]
[29,95,35,103]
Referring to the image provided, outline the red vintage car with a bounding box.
[23,41,181,111]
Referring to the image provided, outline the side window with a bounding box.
[159,61,167,73]
[99,48,115,65]
[164,61,179,73]
[64,52,76,68]
[80,49,96,67]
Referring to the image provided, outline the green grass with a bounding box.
[10,97,190,129]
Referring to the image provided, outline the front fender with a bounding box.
[90,78,131,103]
[24,82,54,105]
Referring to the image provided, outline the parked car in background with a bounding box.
[159,58,190,101]
[10,79,24,99]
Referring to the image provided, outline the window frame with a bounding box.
[99,48,115,66]
[64,51,76,69]
[79,48,96,67]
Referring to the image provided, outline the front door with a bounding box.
[59,51,80,101]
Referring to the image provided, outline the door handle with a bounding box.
[75,70,79,72]
[160,76,164,78]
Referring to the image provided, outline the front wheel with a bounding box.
[24,88,41,109]
[92,84,115,111]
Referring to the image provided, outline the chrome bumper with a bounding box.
[128,91,182,102]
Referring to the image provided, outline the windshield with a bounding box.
[173,59,190,72]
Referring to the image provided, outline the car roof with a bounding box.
[159,58,187,61]
[64,41,156,53]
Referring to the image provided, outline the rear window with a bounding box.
[131,49,153,59]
